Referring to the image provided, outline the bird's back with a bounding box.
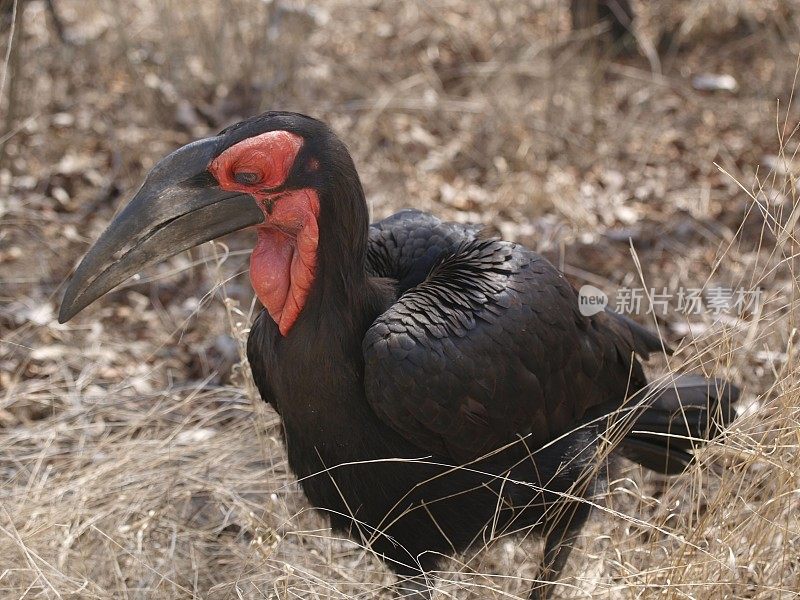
[366,209,490,292]
[364,209,660,459]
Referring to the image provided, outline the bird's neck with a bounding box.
[300,167,379,332]
[298,237,387,347]
[248,181,399,461]
[267,165,387,352]
[267,266,392,446]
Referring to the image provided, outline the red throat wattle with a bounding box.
[250,189,319,335]
[208,130,320,336]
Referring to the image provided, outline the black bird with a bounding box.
[60,112,738,599]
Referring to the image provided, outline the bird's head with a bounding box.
[59,112,368,335]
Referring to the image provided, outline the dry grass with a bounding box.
[2,0,800,598]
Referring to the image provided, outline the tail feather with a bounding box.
[620,375,739,475]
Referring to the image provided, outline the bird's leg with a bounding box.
[528,499,592,600]
[395,572,434,600]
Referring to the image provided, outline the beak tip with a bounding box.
[58,285,83,323]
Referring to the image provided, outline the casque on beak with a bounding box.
[58,136,264,323]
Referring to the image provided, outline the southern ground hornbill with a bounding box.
[60,112,738,599]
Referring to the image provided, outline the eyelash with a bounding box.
[233,171,261,185]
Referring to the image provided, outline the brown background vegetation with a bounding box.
[1,1,799,598]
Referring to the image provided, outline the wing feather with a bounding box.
[363,210,656,462]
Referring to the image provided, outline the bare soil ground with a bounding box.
[2,1,800,598]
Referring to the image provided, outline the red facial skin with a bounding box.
[209,131,320,336]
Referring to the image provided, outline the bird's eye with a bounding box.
[233,171,261,185]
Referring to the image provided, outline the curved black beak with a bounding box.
[59,136,264,323]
